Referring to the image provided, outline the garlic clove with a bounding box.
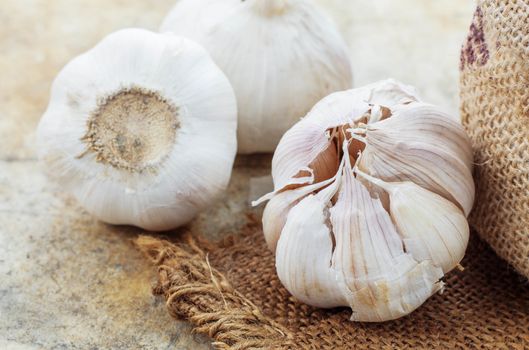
[393,190,470,274]
[358,103,475,216]
[356,170,470,274]
[261,177,335,252]
[381,103,474,167]
[347,258,444,322]
[275,182,348,308]
[358,141,474,216]
[330,159,443,322]
[271,120,340,193]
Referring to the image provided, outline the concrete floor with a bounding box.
[0,1,474,348]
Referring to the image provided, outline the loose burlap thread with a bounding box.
[137,218,529,349]
[460,0,529,279]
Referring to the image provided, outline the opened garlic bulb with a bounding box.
[160,0,353,154]
[255,79,474,322]
[37,28,237,231]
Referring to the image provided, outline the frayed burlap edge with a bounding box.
[136,234,293,350]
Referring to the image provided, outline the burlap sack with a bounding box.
[137,218,529,349]
[460,1,529,279]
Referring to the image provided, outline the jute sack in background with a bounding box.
[460,1,529,279]
[137,219,529,350]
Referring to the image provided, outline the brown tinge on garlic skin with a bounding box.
[254,79,474,322]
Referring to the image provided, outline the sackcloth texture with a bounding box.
[137,218,529,350]
[460,1,529,279]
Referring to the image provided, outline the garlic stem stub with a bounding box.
[255,79,475,322]
[37,28,237,231]
[160,0,353,154]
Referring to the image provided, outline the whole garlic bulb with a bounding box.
[255,79,474,322]
[37,28,237,231]
[160,0,353,154]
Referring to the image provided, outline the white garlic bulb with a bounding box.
[254,79,474,322]
[160,0,353,154]
[37,28,237,231]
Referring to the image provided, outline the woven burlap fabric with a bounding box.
[137,219,529,350]
[460,1,529,279]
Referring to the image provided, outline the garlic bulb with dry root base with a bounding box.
[37,28,237,231]
[254,79,474,322]
[160,0,353,154]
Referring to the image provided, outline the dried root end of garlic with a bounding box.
[256,79,474,322]
[37,28,237,231]
[80,86,180,173]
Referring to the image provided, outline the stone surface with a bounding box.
[0,0,474,349]
[0,157,269,350]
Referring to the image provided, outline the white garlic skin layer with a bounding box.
[255,79,474,322]
[37,28,237,231]
[160,0,353,154]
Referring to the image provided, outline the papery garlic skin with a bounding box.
[160,0,353,154]
[37,28,237,231]
[256,79,474,322]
